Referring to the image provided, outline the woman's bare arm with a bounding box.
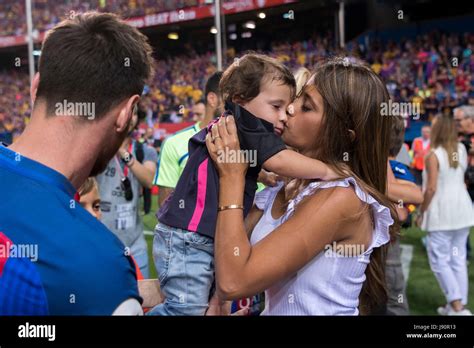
[215,176,365,299]
[420,152,439,213]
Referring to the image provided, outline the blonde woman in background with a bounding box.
[294,67,311,96]
[417,114,474,315]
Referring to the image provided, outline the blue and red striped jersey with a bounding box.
[0,144,140,315]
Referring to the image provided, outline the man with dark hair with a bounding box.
[154,71,223,207]
[454,105,474,260]
[192,100,206,122]
[0,12,154,315]
[386,116,420,315]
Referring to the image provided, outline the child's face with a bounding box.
[240,79,292,136]
[80,186,102,220]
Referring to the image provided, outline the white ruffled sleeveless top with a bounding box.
[250,177,394,315]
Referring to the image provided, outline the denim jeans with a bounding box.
[148,222,214,315]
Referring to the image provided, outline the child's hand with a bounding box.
[258,170,284,187]
[415,212,423,228]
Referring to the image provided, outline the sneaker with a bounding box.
[437,304,450,315]
[447,308,472,316]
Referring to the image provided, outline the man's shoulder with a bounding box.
[0,206,138,314]
[390,159,408,168]
[164,124,200,146]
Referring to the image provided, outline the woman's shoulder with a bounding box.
[305,182,364,213]
[287,177,374,210]
[284,177,394,236]
[430,143,467,161]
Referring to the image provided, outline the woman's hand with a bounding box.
[415,212,423,228]
[205,292,249,316]
[205,116,248,179]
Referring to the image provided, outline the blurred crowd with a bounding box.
[137,31,474,127]
[1,31,474,143]
[0,70,30,143]
[363,32,474,121]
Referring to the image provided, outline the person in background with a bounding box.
[454,105,474,198]
[0,121,13,145]
[192,100,206,123]
[96,110,158,279]
[416,114,474,316]
[144,127,155,147]
[411,125,431,185]
[78,177,102,219]
[138,126,155,214]
[385,116,423,315]
[393,119,412,167]
[154,72,223,207]
[454,105,474,261]
[153,138,162,155]
[77,176,163,311]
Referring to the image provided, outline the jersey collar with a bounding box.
[0,143,76,198]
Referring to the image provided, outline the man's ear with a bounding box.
[115,94,140,133]
[207,92,217,108]
[30,73,40,104]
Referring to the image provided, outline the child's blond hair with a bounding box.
[78,177,99,197]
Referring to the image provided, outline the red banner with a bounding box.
[0,0,297,48]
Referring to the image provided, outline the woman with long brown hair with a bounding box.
[417,114,474,316]
[206,57,398,315]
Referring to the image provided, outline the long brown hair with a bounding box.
[430,114,459,168]
[289,57,398,315]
